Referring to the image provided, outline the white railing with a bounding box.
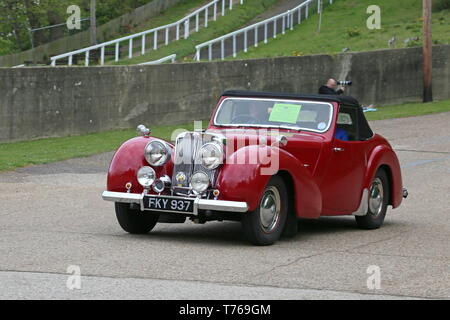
[139,54,177,65]
[50,0,244,67]
[195,0,333,61]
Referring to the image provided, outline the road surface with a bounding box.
[0,112,449,299]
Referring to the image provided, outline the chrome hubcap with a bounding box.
[368,177,384,216]
[259,186,281,233]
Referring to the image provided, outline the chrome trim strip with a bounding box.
[352,189,369,216]
[102,191,248,214]
[197,199,248,212]
[213,97,334,134]
[102,191,143,204]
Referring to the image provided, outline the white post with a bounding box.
[298,7,301,24]
[229,0,233,10]
[142,35,146,55]
[273,19,277,38]
[68,55,73,66]
[85,51,90,66]
[222,0,225,16]
[196,13,199,32]
[213,2,217,21]
[282,15,286,34]
[205,7,208,27]
[291,12,294,30]
[51,59,56,67]
[100,46,104,65]
[264,23,268,43]
[208,44,212,61]
[254,27,258,47]
[129,38,133,58]
[306,4,309,18]
[195,49,200,61]
[318,0,321,13]
[115,42,119,61]
[154,31,158,50]
[221,39,225,60]
[244,30,248,52]
[184,19,190,39]
[176,23,180,40]
[165,27,169,45]
[233,34,237,57]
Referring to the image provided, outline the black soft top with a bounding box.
[222,90,374,140]
[222,90,361,108]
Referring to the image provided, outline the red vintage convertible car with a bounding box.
[102,91,408,245]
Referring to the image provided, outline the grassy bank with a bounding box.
[111,0,279,64]
[235,0,450,59]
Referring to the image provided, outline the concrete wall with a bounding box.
[0,45,449,143]
[0,0,184,67]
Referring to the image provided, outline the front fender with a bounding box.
[216,145,322,218]
[366,145,403,208]
[106,137,174,194]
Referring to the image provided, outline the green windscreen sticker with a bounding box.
[269,103,302,124]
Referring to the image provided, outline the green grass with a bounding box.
[111,0,210,40]
[0,122,207,172]
[1,98,449,172]
[110,0,279,64]
[234,0,450,59]
[365,99,450,121]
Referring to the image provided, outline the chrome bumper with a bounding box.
[101,191,248,214]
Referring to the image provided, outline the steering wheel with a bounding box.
[231,114,257,124]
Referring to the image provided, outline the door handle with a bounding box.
[333,147,345,152]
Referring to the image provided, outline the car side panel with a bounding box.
[215,145,322,218]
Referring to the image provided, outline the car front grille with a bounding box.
[171,132,218,196]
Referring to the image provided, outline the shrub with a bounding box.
[433,0,450,12]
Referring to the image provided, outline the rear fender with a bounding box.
[366,145,403,208]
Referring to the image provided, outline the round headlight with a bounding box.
[199,143,223,170]
[145,141,171,167]
[137,166,156,188]
[190,171,210,194]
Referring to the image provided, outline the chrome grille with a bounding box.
[171,132,222,195]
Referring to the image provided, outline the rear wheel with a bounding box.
[242,176,288,246]
[115,203,159,234]
[355,169,389,230]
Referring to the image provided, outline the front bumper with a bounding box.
[102,191,248,214]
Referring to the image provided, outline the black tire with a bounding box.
[355,169,390,230]
[115,203,159,234]
[241,176,288,246]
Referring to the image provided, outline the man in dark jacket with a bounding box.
[318,78,345,95]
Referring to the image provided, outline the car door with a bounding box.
[321,106,367,214]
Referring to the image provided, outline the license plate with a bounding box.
[143,195,195,214]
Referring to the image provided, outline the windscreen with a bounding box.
[214,98,333,132]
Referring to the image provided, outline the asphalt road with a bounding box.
[0,112,449,300]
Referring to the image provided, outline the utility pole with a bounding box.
[422,0,433,102]
[90,0,97,45]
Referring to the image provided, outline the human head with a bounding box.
[326,78,338,90]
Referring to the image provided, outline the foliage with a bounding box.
[432,0,450,12]
[0,0,155,54]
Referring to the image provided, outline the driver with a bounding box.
[247,101,271,123]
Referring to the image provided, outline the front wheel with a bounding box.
[115,203,159,234]
[355,169,389,230]
[241,176,288,246]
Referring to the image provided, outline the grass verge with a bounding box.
[1,98,449,172]
[0,122,206,172]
